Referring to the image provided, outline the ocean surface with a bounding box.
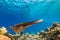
[0,0,60,34]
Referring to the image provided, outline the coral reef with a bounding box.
[0,22,60,40]
[39,22,60,40]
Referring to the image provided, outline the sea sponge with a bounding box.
[0,27,8,35]
[0,35,11,40]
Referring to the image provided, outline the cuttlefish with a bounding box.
[10,19,43,33]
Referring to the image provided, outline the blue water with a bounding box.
[0,0,60,34]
